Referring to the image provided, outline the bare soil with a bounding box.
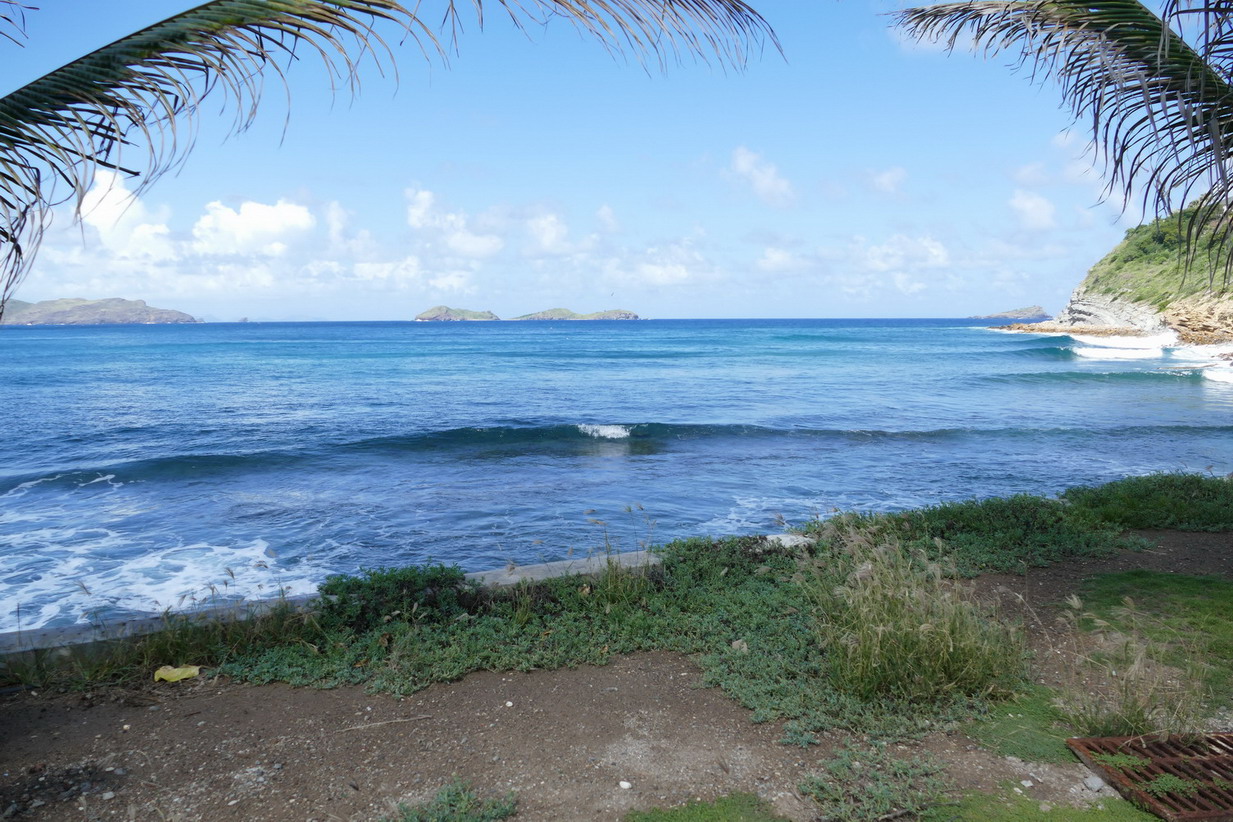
[2,530,1230,822]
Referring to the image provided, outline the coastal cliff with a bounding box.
[1005,211,1233,342]
[2,298,198,325]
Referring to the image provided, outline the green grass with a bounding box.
[1064,474,1233,531]
[623,793,788,821]
[963,687,1075,764]
[383,779,516,822]
[1079,570,1233,704]
[923,784,1157,821]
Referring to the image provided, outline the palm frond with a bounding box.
[0,1,33,46]
[0,0,775,318]
[896,0,1233,289]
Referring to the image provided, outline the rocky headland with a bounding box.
[1,298,198,325]
[1001,212,1233,343]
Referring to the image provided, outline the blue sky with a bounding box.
[11,1,1138,320]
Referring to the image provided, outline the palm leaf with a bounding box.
[896,0,1233,290]
[0,0,774,318]
[0,1,32,46]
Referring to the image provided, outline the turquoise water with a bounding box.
[3,318,1231,630]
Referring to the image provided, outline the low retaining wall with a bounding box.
[0,550,661,659]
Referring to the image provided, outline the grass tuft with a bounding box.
[799,522,1028,703]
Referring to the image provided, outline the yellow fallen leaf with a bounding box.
[153,664,200,683]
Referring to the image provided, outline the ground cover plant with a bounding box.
[798,741,951,821]
[383,779,517,822]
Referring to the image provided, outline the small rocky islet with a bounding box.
[414,305,640,322]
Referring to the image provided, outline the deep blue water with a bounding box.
[3,318,1232,630]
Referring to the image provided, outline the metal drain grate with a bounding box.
[1068,734,1233,821]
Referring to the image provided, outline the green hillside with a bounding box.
[1083,209,1230,310]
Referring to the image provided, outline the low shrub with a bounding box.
[316,563,478,634]
[1063,473,1233,531]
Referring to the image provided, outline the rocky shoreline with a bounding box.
[998,288,1233,344]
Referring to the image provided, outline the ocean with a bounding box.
[3,318,1231,631]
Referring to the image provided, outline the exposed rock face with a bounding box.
[513,308,640,320]
[2,298,198,325]
[1164,295,1233,344]
[969,305,1051,320]
[1054,287,1170,332]
[414,305,500,321]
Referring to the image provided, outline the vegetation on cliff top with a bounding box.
[1082,208,1230,310]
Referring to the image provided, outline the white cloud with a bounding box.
[405,187,503,258]
[527,213,570,254]
[870,166,907,195]
[1008,189,1057,231]
[597,205,620,233]
[192,199,315,256]
[80,171,176,260]
[756,247,803,273]
[1013,163,1049,186]
[860,234,949,272]
[729,146,795,207]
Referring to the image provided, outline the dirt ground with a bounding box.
[2,530,1230,822]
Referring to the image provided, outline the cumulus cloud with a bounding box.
[192,199,315,256]
[80,171,175,260]
[729,146,795,207]
[1008,189,1057,231]
[405,187,504,258]
[527,213,570,254]
[756,246,806,273]
[596,204,620,233]
[860,234,949,272]
[1013,163,1049,186]
[870,166,907,195]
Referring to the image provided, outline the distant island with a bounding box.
[512,308,639,321]
[2,298,198,326]
[415,305,640,322]
[968,306,1051,321]
[414,306,500,322]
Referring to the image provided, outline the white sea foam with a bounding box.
[577,424,632,440]
[1072,331,1177,348]
[1073,346,1164,360]
[1205,367,1233,384]
[0,535,329,632]
[1,474,64,498]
